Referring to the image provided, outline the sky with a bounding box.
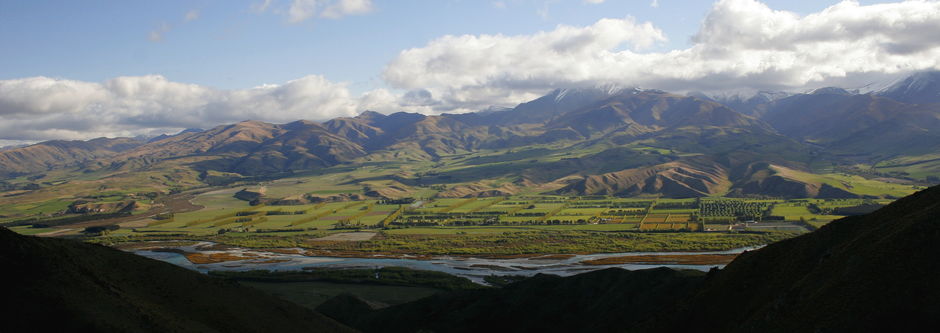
[1,0,939,144]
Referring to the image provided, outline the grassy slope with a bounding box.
[771,165,916,197]
[875,153,940,180]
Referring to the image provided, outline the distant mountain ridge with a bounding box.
[1,71,939,198]
[877,70,940,104]
[0,137,143,177]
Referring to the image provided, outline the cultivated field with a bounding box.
[70,191,891,243]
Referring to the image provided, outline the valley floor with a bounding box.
[7,183,883,257]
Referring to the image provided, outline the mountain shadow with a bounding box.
[0,228,353,333]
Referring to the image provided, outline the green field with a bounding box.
[16,185,881,240]
[72,189,860,256]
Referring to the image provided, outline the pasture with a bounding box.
[91,190,876,239]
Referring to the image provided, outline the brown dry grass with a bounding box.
[184,252,259,264]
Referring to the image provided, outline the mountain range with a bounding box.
[1,71,939,201]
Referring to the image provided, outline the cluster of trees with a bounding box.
[606,209,646,216]
[655,201,697,209]
[83,224,119,235]
[699,200,772,221]
[379,198,416,205]
[584,201,653,209]
[263,210,305,216]
[508,212,545,217]
[392,218,593,227]
[0,180,41,191]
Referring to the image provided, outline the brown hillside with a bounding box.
[554,158,731,198]
[0,137,142,176]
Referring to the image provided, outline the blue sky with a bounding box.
[1,0,937,143]
[0,0,886,92]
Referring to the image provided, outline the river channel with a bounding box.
[134,242,762,284]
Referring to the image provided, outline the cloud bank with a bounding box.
[383,0,940,110]
[0,75,389,141]
[4,0,940,143]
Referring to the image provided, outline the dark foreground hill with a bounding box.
[668,183,940,332]
[0,229,353,333]
[318,267,706,333]
[318,185,940,332]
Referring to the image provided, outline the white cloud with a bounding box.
[383,16,667,111]
[287,0,373,23]
[650,0,659,8]
[148,22,171,42]
[288,0,318,22]
[0,139,37,148]
[382,0,940,111]
[322,0,373,18]
[0,75,368,141]
[584,0,605,4]
[252,0,275,12]
[184,9,200,22]
[0,77,109,117]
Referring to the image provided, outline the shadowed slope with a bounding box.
[756,89,940,157]
[547,90,771,138]
[665,184,940,332]
[0,228,353,332]
[319,267,705,333]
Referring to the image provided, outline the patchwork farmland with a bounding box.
[89,193,892,239]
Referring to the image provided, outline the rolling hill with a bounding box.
[0,137,143,177]
[553,157,732,198]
